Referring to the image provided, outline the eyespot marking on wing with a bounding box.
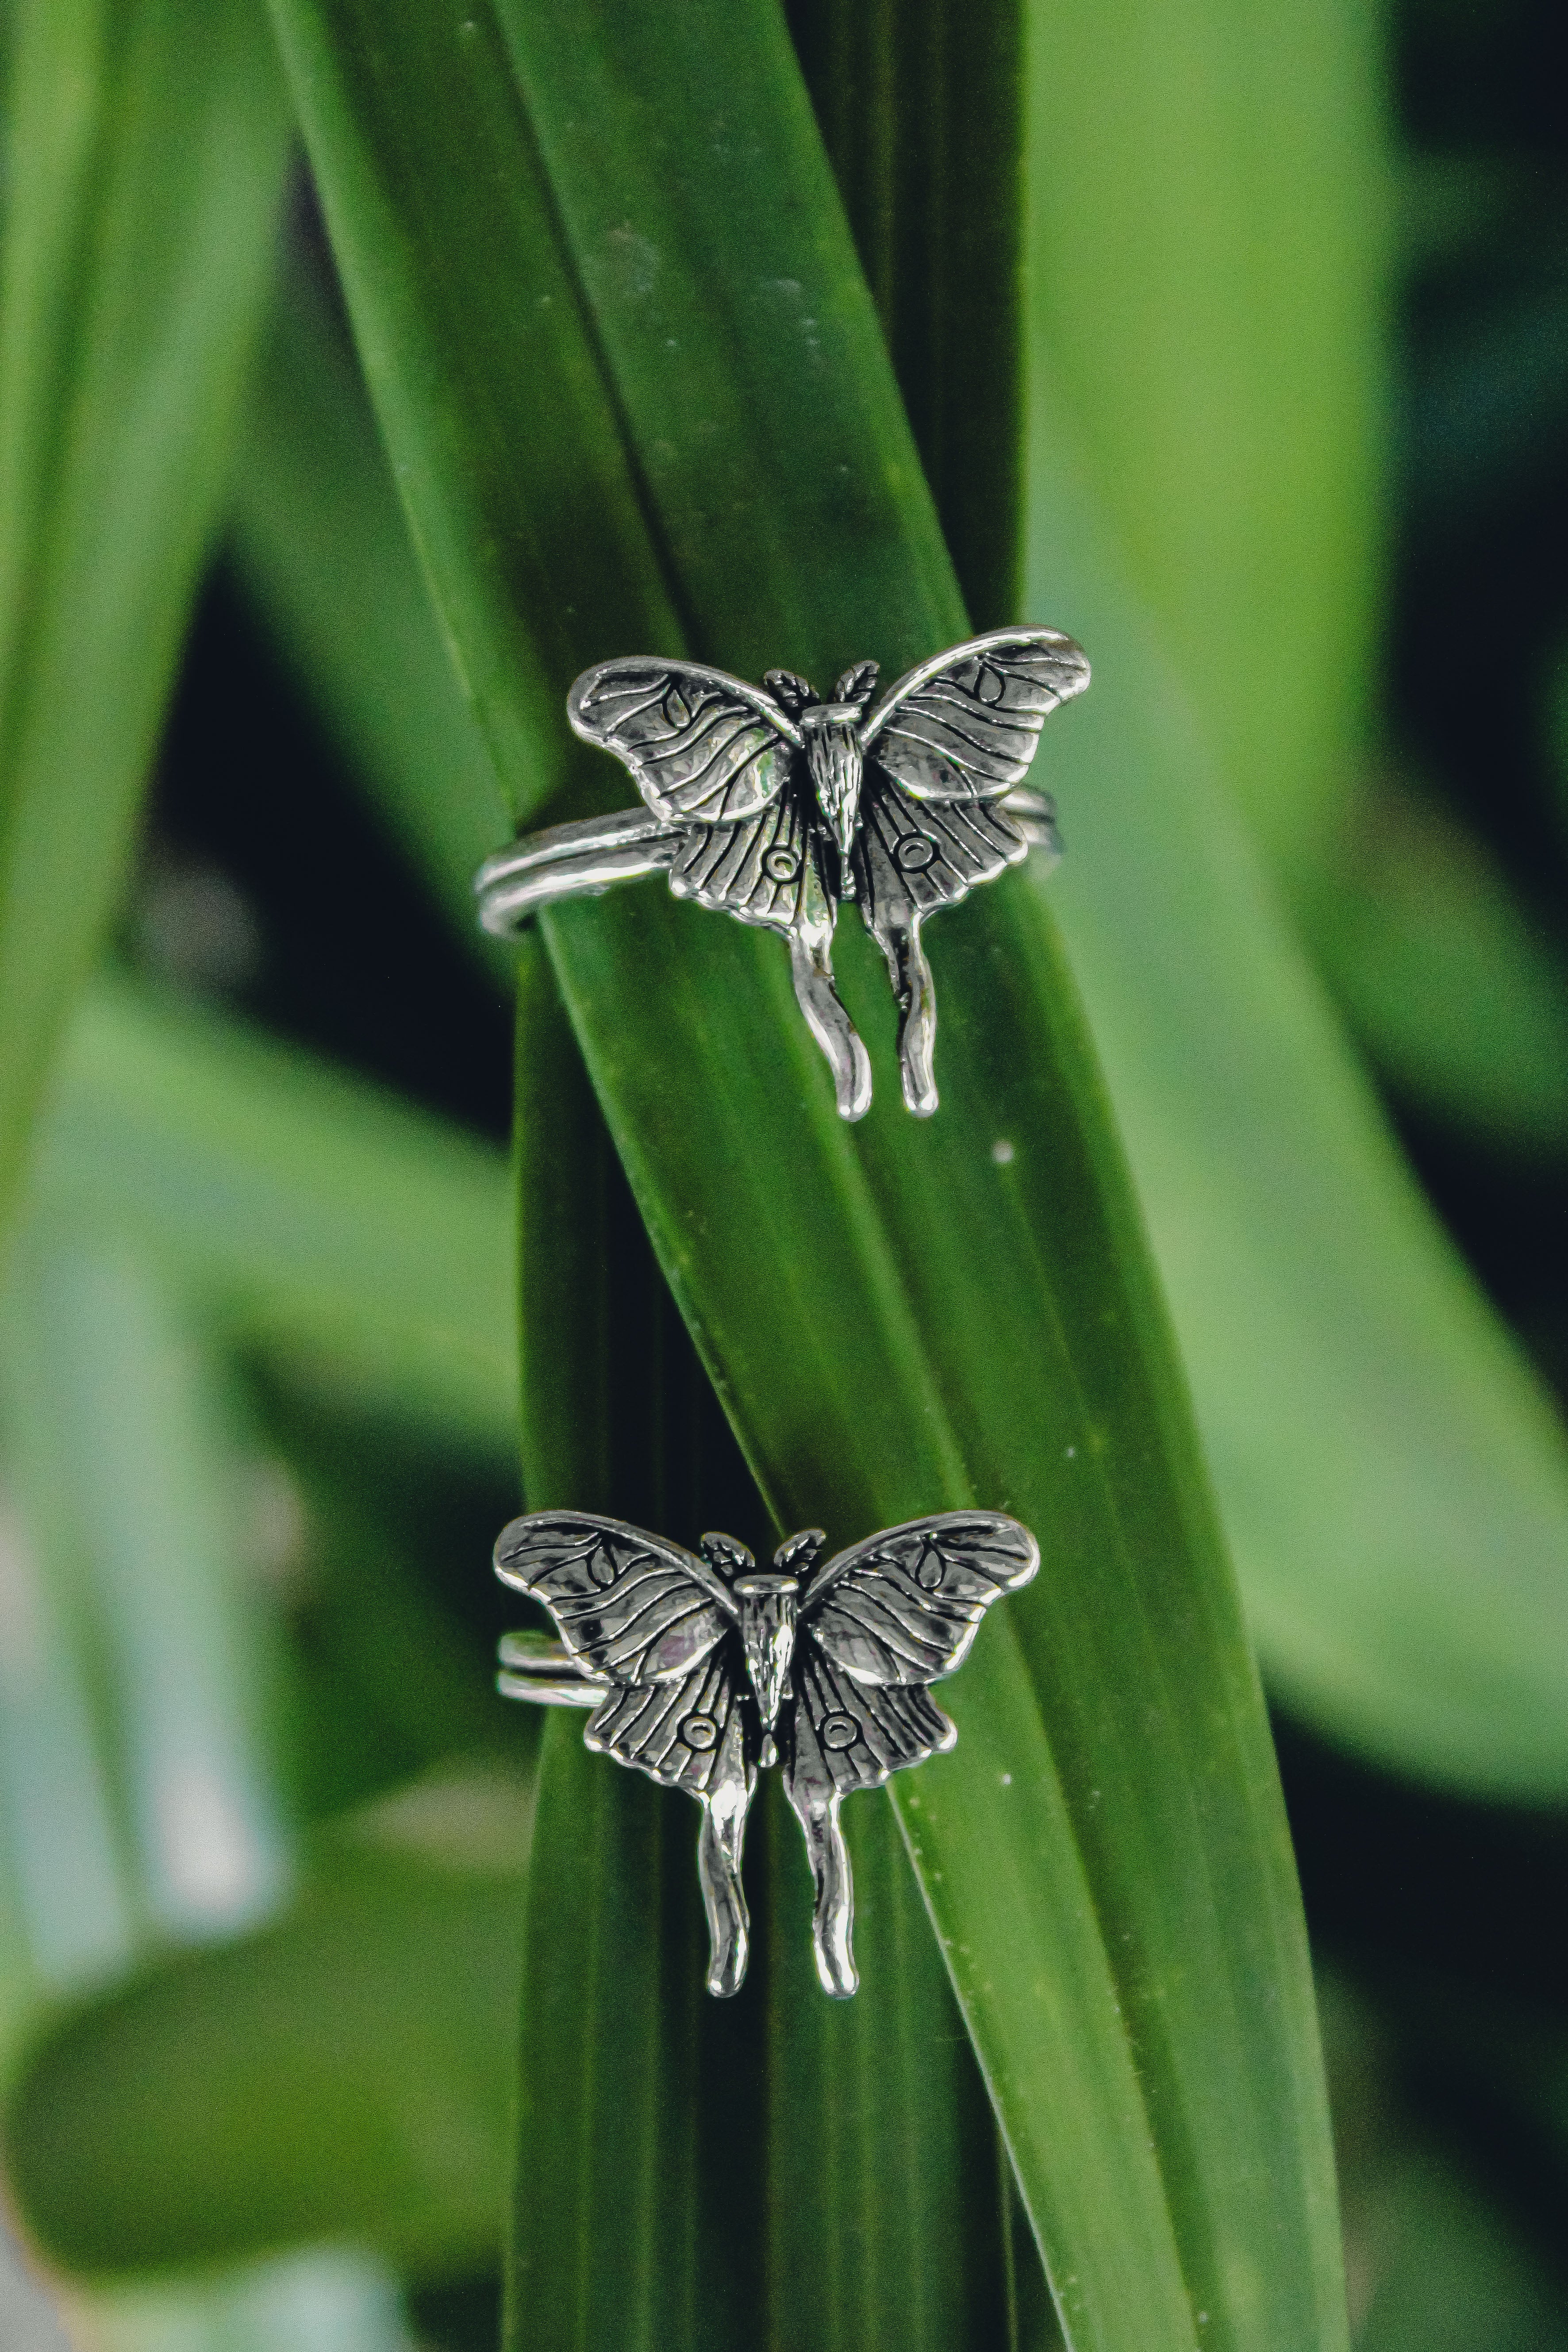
[586,1641,757,1802]
[853,780,1029,922]
[784,1639,957,1799]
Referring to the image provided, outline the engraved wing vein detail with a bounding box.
[861,631,1090,804]
[784,1639,956,1800]
[668,784,831,935]
[492,1511,734,1685]
[587,1642,754,1802]
[568,658,799,827]
[802,1512,1040,1688]
[853,775,1029,921]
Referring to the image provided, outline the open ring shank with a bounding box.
[476,808,678,935]
[496,1629,608,1709]
[473,790,1060,937]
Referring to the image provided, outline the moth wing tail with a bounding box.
[780,1639,957,1997]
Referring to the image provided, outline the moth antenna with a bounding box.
[833,660,879,706]
[773,1527,827,1581]
[699,1530,755,1584]
[762,668,818,719]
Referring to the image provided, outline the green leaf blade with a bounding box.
[271,3,1346,2345]
[31,978,516,1454]
[0,0,290,1240]
[263,0,682,827]
[1019,0,1387,876]
[229,279,512,956]
[497,0,963,685]
[1022,449,1568,1794]
[511,953,1010,2352]
[3,1837,523,2281]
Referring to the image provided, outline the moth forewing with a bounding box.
[491,1510,738,1687]
[801,1509,1039,1611]
[567,654,806,750]
[565,657,802,829]
[802,1511,1040,1687]
[857,624,1091,756]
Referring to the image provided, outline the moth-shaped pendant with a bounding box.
[568,626,1089,1118]
[494,1509,1038,1996]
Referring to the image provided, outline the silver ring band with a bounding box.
[474,786,1061,938]
[496,1629,607,1709]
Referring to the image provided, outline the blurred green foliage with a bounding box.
[0,0,289,1236]
[0,1,1566,2349]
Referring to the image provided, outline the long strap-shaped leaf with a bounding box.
[1018,0,1384,877]
[4,1839,522,2281]
[229,277,513,965]
[511,939,1012,2350]
[33,978,517,1453]
[0,0,290,1245]
[787,8,1356,2328]
[786,0,1027,631]
[233,190,1568,1800]
[501,9,1345,2348]
[269,2,1344,2346]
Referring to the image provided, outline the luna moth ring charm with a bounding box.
[492,1508,1038,1998]
[474,626,1088,1118]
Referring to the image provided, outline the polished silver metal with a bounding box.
[493,1508,1038,1998]
[475,626,1088,1118]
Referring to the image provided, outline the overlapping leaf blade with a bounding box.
[507,10,1343,2348]
[1013,11,1568,1796]
[1020,0,1386,876]
[236,195,1568,1800]
[510,940,1007,2352]
[269,2,1343,2347]
[1025,446,1568,1792]
[229,278,511,959]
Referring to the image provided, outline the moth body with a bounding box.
[800,702,868,873]
[733,1572,799,1742]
